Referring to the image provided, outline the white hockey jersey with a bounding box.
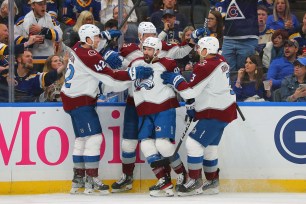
[116,40,193,105]
[60,44,132,111]
[176,55,237,123]
[130,57,180,116]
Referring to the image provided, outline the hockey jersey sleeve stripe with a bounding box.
[0,44,8,56]
[50,29,58,41]
[40,72,46,89]
[16,18,24,26]
[15,36,25,45]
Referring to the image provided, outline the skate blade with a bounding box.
[111,184,132,193]
[202,187,219,195]
[83,189,110,195]
[150,189,174,197]
[70,188,84,195]
[177,188,203,197]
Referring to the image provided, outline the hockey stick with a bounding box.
[236,103,245,121]
[118,0,142,30]
[150,118,193,168]
[102,0,141,51]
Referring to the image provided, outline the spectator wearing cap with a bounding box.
[157,9,183,44]
[21,0,58,20]
[280,57,306,102]
[150,0,187,36]
[267,39,299,90]
[14,0,63,72]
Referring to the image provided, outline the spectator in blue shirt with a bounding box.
[266,0,299,35]
[267,39,299,90]
[150,0,187,36]
[280,57,306,102]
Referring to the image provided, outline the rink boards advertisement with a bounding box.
[0,102,306,194]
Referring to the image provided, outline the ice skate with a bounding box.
[111,174,133,193]
[84,176,110,195]
[202,178,219,195]
[175,172,187,192]
[70,169,85,194]
[177,178,203,197]
[149,176,174,197]
[70,176,85,194]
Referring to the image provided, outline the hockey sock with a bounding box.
[204,168,219,180]
[172,162,187,175]
[152,166,167,179]
[189,169,202,180]
[86,168,99,177]
[164,164,172,177]
[74,168,85,177]
[122,163,135,176]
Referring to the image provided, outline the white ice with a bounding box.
[1,193,306,204]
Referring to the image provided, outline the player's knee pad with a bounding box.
[73,137,86,156]
[203,145,218,161]
[140,139,158,158]
[186,136,204,157]
[83,134,103,156]
[122,139,138,153]
[155,138,175,157]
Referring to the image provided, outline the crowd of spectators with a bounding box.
[0,0,305,103]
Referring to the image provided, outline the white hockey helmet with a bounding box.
[78,24,101,43]
[142,37,162,52]
[197,36,219,55]
[138,22,157,35]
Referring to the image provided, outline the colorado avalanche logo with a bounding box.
[134,75,155,90]
[225,0,245,20]
[88,50,97,56]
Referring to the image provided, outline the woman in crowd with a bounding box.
[176,26,196,72]
[207,10,224,50]
[63,11,95,47]
[266,0,299,34]
[233,54,270,101]
[39,54,66,102]
[262,29,289,70]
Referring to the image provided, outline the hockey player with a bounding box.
[128,37,187,197]
[161,36,237,196]
[60,24,153,195]
[111,21,204,193]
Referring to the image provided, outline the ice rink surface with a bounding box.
[1,193,306,204]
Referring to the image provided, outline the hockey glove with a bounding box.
[134,78,155,90]
[191,27,211,43]
[103,50,122,69]
[128,66,154,80]
[101,30,122,41]
[185,98,195,121]
[161,71,185,89]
